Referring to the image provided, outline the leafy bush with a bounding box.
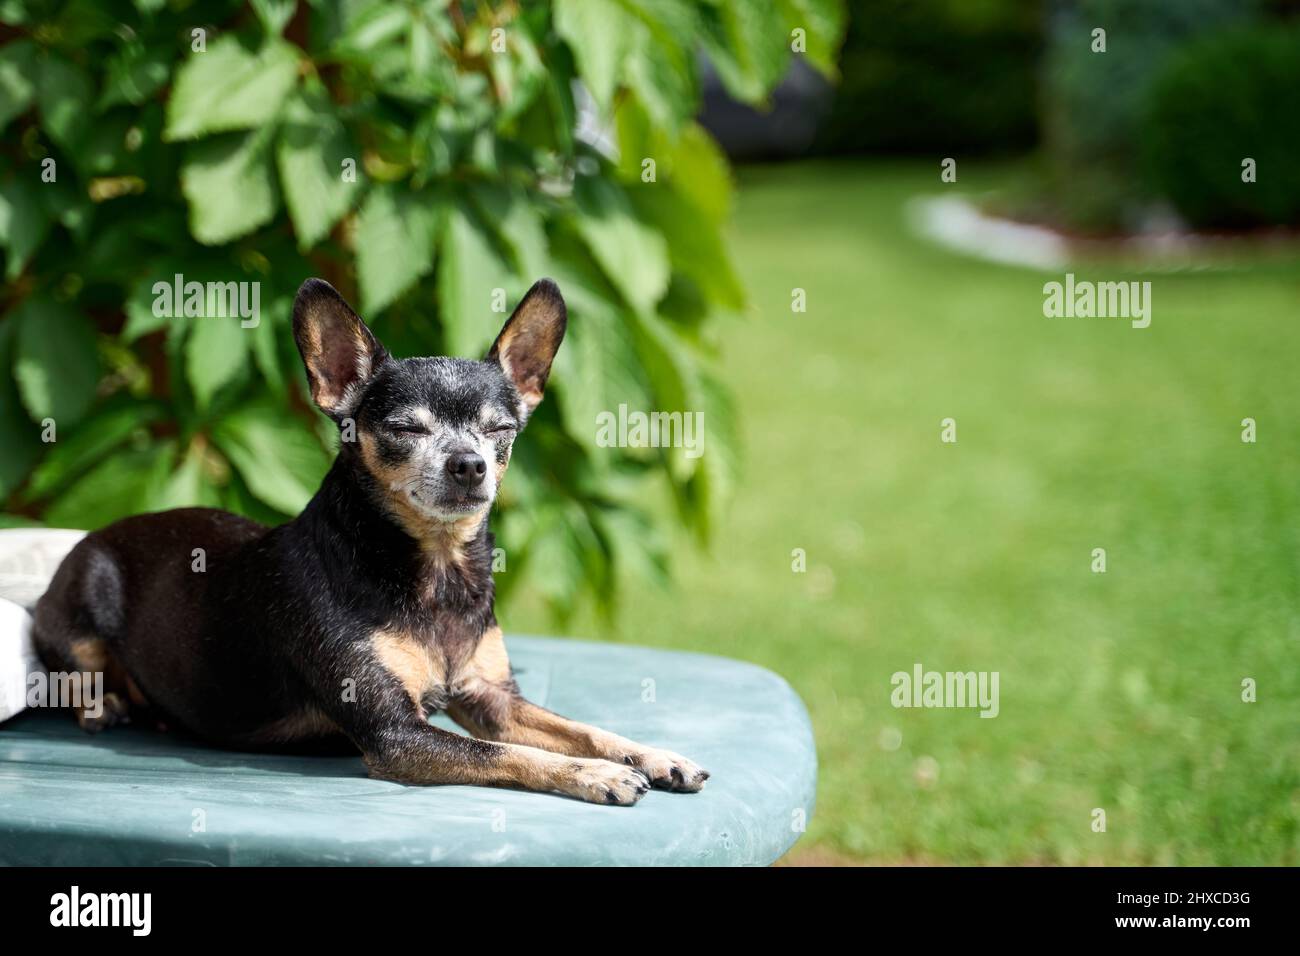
[816,0,1041,155]
[0,0,844,622]
[1038,0,1263,231]
[1141,24,1300,228]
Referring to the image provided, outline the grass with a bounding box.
[507,159,1300,865]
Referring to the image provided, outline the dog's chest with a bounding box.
[370,618,484,714]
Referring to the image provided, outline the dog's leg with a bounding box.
[315,642,651,805]
[451,695,711,792]
[448,628,710,792]
[33,542,140,733]
[361,722,651,804]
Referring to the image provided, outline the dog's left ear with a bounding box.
[487,278,567,417]
[293,278,388,420]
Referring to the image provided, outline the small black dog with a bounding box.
[33,278,707,805]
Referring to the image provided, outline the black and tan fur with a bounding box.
[32,278,707,805]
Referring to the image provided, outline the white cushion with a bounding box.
[0,528,87,610]
[0,597,45,723]
[0,529,84,723]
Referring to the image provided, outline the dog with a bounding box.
[32,277,708,805]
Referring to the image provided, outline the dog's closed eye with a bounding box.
[385,421,431,436]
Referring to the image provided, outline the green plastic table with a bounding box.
[0,635,816,866]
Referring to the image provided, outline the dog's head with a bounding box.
[292,277,566,535]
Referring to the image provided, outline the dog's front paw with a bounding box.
[75,692,131,734]
[566,759,651,806]
[628,748,710,792]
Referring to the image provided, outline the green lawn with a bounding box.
[511,160,1300,865]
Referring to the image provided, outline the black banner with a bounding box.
[0,866,1288,941]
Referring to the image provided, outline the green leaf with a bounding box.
[667,123,735,224]
[181,128,280,244]
[37,54,93,149]
[275,89,361,249]
[40,176,91,240]
[408,14,435,76]
[546,241,651,453]
[100,41,171,109]
[75,111,136,177]
[24,401,161,501]
[689,368,741,542]
[553,0,630,109]
[487,17,547,126]
[250,0,296,36]
[12,296,101,427]
[212,397,330,514]
[387,11,456,102]
[187,316,250,408]
[355,183,445,314]
[555,297,649,456]
[619,0,697,132]
[44,442,173,531]
[572,176,669,314]
[522,48,576,154]
[0,320,41,497]
[219,470,288,525]
[164,36,299,141]
[554,0,696,131]
[468,182,549,279]
[335,4,411,55]
[145,441,221,511]
[250,293,290,391]
[776,0,846,78]
[628,307,701,482]
[614,115,740,309]
[698,0,790,104]
[629,183,745,311]
[122,273,171,341]
[524,504,589,616]
[0,514,41,529]
[0,176,52,280]
[593,503,669,592]
[438,199,516,358]
[0,407,40,499]
[0,39,36,132]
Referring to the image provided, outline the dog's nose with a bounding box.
[446,451,487,489]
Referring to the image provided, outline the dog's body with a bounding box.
[32,278,706,805]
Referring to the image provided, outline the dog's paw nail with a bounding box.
[576,761,649,805]
[631,749,708,792]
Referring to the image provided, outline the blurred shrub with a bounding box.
[1039,0,1264,232]
[0,0,844,623]
[817,0,1041,154]
[1141,24,1300,228]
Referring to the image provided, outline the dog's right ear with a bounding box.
[292,278,388,420]
[487,278,567,420]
